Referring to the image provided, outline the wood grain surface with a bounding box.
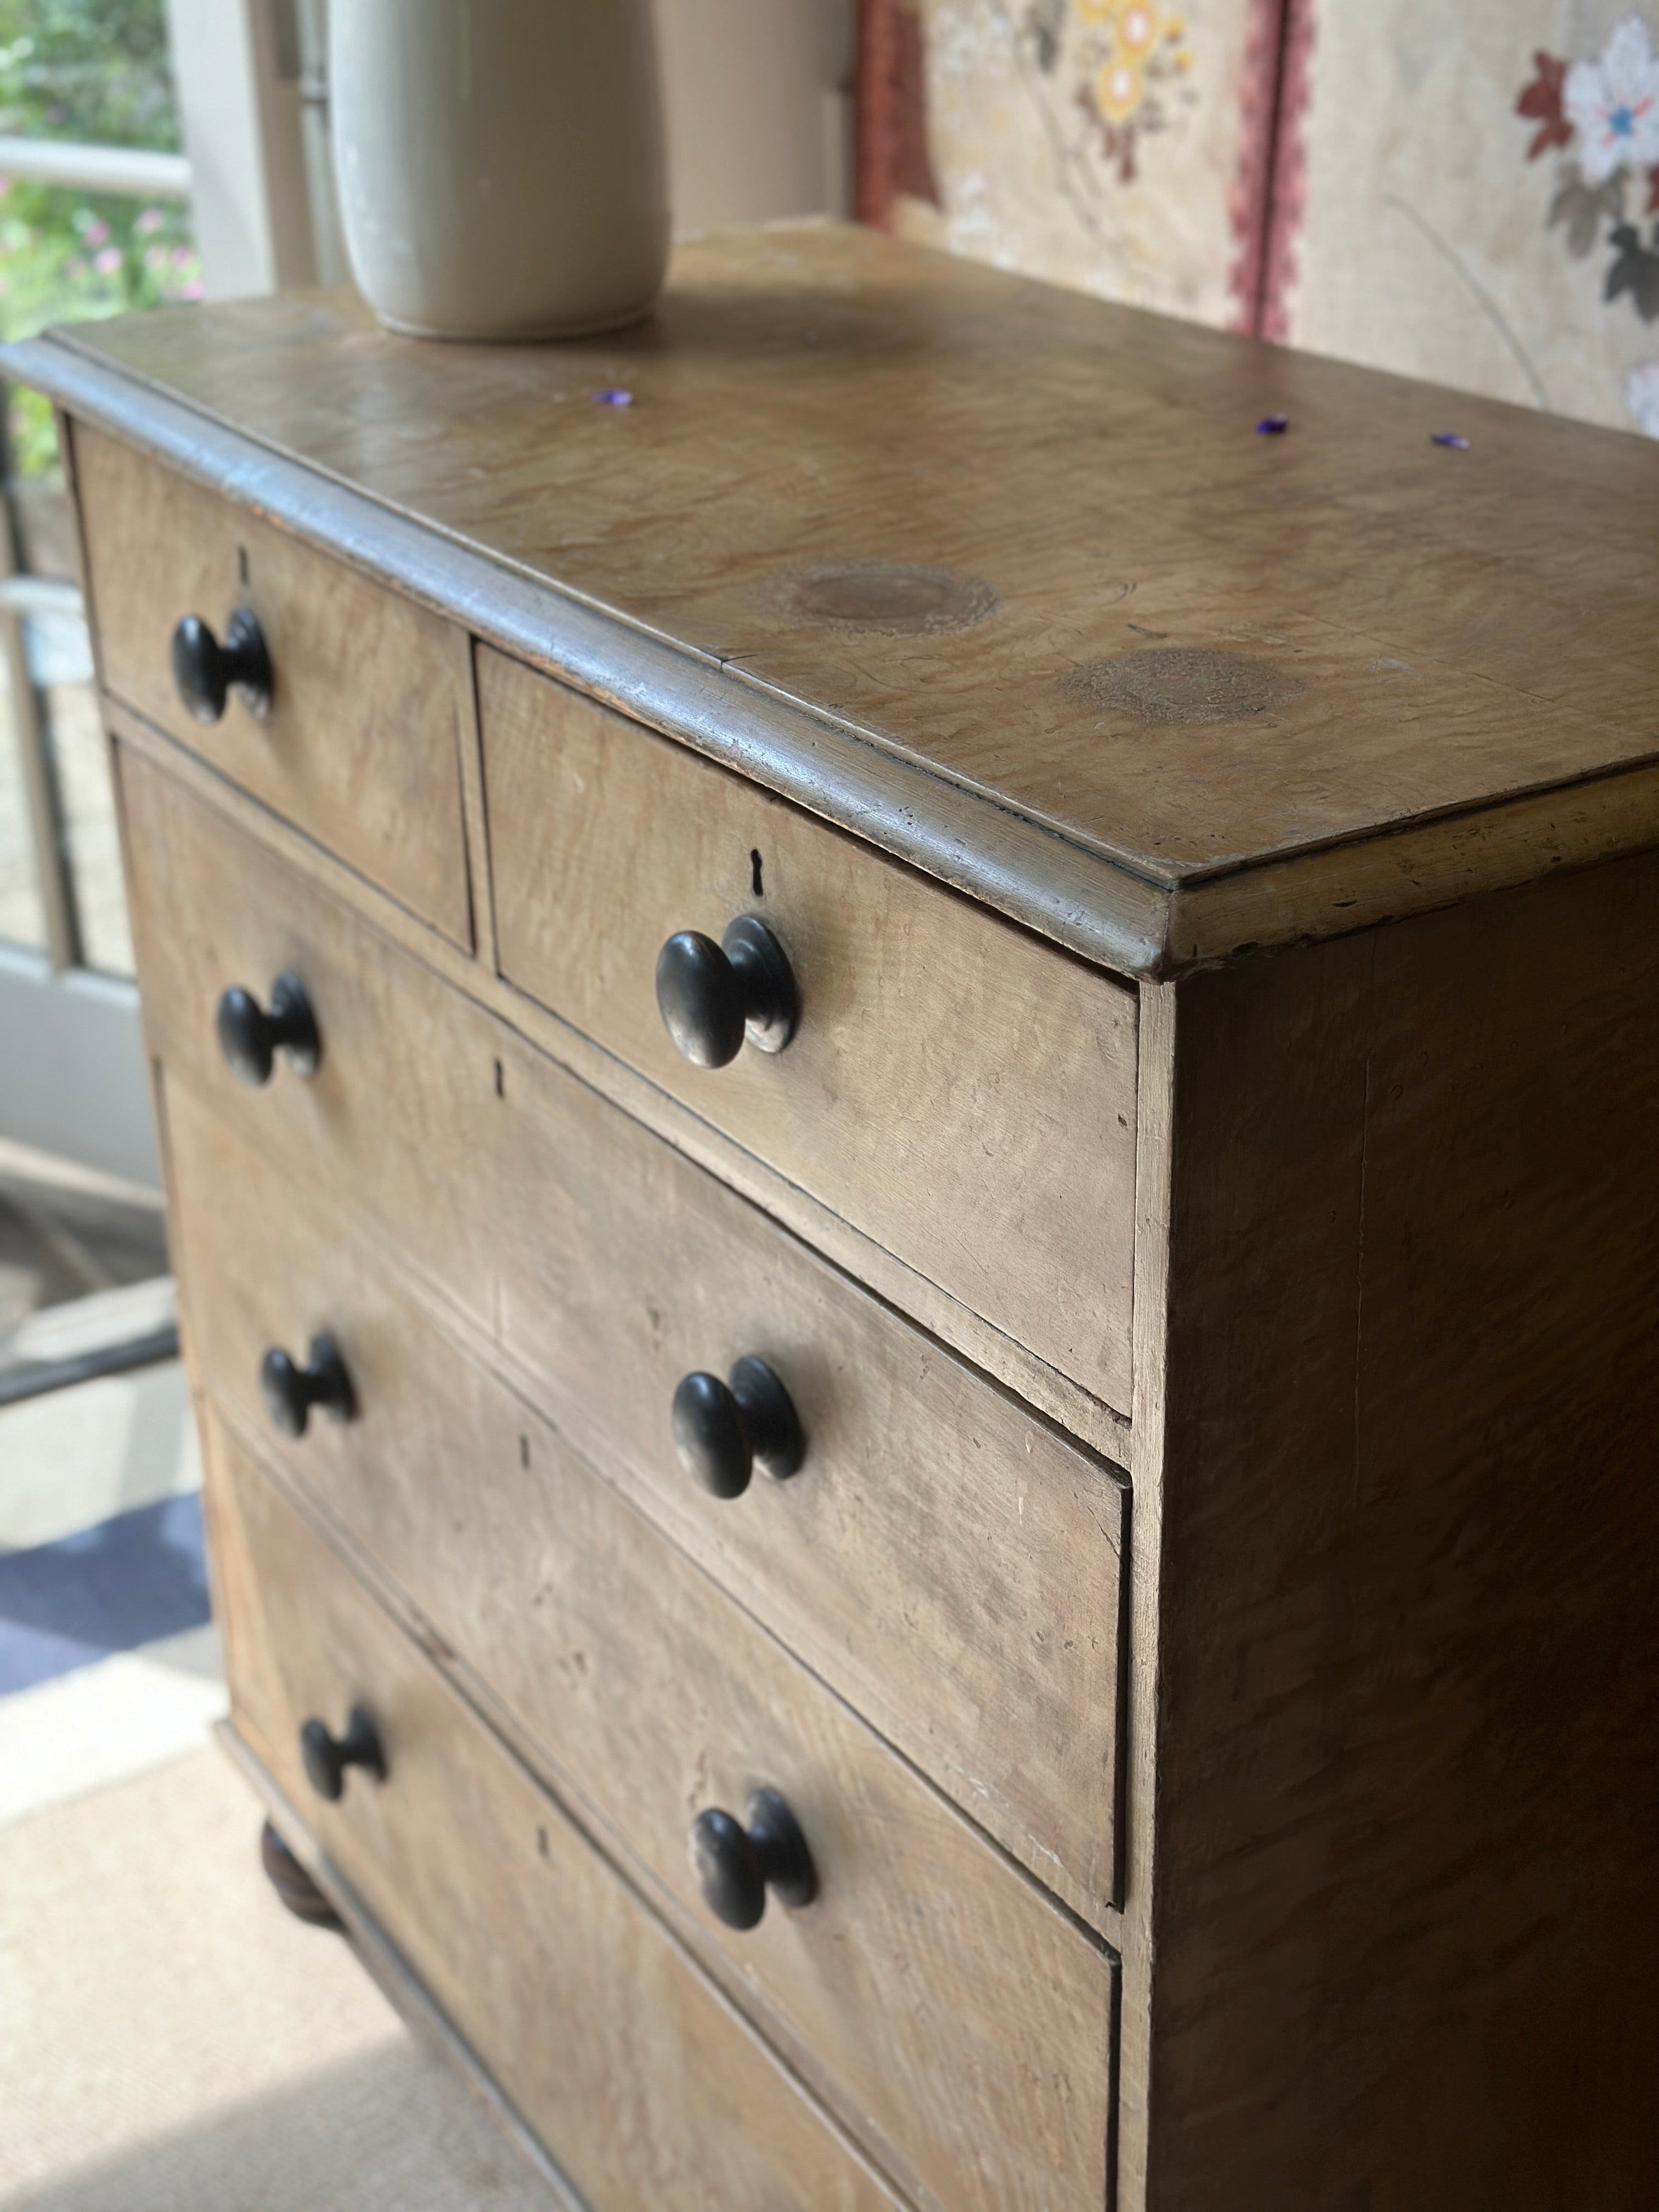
[128,751,1128,1932]
[200,1411,904,2212]
[1115,977,1177,2211]
[480,647,1137,1410]
[59,208,1659,2212]
[1142,851,1659,2209]
[74,421,473,945]
[171,1093,1115,2212]
[29,223,1659,964]
[109,704,1128,1462]
[220,1728,587,2210]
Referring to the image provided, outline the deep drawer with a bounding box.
[477,648,1139,1414]
[75,422,472,946]
[176,1086,1117,2212]
[202,1412,899,2212]
[126,749,1129,1931]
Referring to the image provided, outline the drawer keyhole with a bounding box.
[216,974,320,1087]
[261,1331,357,1439]
[671,1356,804,1500]
[690,1787,817,1930]
[654,915,797,1068]
[170,605,273,724]
[299,1703,385,1802]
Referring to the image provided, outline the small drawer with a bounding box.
[477,648,1139,1414]
[128,753,1129,1931]
[179,1092,1117,2212]
[202,1413,899,2212]
[73,421,472,946]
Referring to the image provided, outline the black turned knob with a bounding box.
[298,1703,385,1803]
[690,1787,817,1931]
[170,605,273,724]
[261,1332,356,1440]
[655,915,798,1068]
[216,973,320,1086]
[671,1355,805,1500]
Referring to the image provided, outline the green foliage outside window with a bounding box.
[0,0,202,473]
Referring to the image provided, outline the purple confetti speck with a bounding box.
[594,387,634,407]
[1256,414,1290,436]
[1431,431,1470,449]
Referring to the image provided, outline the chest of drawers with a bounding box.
[16,224,1659,2210]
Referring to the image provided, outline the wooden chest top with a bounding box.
[18,221,1659,974]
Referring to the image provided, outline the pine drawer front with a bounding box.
[180,1163,1114,2212]
[477,649,1138,1415]
[119,747,500,1319]
[132,763,1130,1929]
[75,425,472,946]
[202,1417,900,2212]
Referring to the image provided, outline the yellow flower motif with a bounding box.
[1074,0,1116,21]
[1097,55,1143,121]
[1115,2,1160,57]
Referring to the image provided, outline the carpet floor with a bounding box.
[0,1745,560,2210]
[2,1268,560,2210]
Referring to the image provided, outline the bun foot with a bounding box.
[259,1819,343,1931]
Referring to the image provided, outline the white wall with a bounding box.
[656,0,855,234]
[165,0,316,300]
[169,0,856,303]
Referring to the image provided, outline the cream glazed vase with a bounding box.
[330,0,669,340]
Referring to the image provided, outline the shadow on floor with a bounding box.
[0,2037,561,2212]
[0,1748,562,2210]
[0,1492,211,1693]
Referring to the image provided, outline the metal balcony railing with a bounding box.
[0,138,191,971]
[0,136,190,201]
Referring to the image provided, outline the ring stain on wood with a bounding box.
[772,560,998,636]
[1063,647,1305,726]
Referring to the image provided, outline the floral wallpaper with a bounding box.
[1027,0,1198,187]
[1518,16,1659,429]
[860,1,1659,436]
[1281,3,1659,439]
[869,0,1279,331]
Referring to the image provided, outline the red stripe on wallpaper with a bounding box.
[854,0,898,227]
[1258,0,1317,340]
[854,0,1314,337]
[855,0,941,227]
[1228,0,1290,331]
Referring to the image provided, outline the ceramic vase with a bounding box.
[330,0,669,340]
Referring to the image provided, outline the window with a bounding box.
[0,0,199,978]
[0,1,332,1185]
